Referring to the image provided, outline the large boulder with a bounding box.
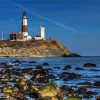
[31,66,49,83]
[63,65,72,70]
[38,82,63,100]
[63,72,83,81]
[93,81,100,87]
[78,82,93,86]
[84,63,96,67]
[96,96,100,100]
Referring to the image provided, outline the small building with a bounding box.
[10,32,31,41]
[33,35,44,40]
[10,32,23,41]
[40,26,45,38]
[10,33,16,40]
[33,26,45,40]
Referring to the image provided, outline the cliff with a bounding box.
[0,39,79,57]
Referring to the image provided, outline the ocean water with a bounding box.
[0,57,100,100]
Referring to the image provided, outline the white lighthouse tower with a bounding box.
[22,12,28,40]
[40,26,45,38]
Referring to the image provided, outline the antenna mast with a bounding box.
[2,32,3,40]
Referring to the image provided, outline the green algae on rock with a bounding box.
[38,82,63,100]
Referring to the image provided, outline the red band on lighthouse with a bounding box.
[22,12,28,36]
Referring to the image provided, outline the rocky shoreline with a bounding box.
[0,59,100,100]
[0,40,79,57]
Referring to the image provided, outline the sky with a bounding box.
[0,0,100,56]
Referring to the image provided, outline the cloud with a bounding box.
[7,0,80,33]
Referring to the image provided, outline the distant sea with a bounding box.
[0,57,100,100]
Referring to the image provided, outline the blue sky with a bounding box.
[0,0,100,56]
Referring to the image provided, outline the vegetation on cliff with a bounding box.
[0,39,79,57]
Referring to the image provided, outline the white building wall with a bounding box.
[34,37,44,40]
[40,26,45,38]
[22,32,28,37]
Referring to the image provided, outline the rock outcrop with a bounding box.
[0,39,79,57]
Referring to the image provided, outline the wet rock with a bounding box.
[31,67,50,83]
[29,61,37,63]
[13,77,20,83]
[84,63,96,67]
[61,85,74,93]
[66,93,76,98]
[75,67,84,70]
[63,65,72,70]
[1,77,9,82]
[76,87,87,94]
[14,71,24,77]
[12,60,21,65]
[21,68,33,75]
[59,72,83,80]
[31,73,49,83]
[38,82,63,100]
[96,96,100,100]
[54,66,61,69]
[27,92,39,99]
[63,72,83,81]
[66,93,82,99]
[78,82,93,86]
[83,91,94,98]
[47,74,56,79]
[93,81,100,87]
[12,68,21,72]
[4,69,23,78]
[42,62,49,66]
[12,87,20,96]
[14,78,28,93]
[59,72,68,79]
[59,74,66,79]
[0,71,3,76]
[94,76,100,78]
[83,94,93,98]
[0,62,7,65]
[45,68,52,71]
[13,87,19,92]
[2,64,9,69]
[86,91,97,95]
[33,68,49,76]
[35,65,43,69]
[3,86,13,96]
[31,84,39,92]
[20,79,28,91]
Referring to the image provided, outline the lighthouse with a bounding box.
[10,12,32,41]
[22,12,28,40]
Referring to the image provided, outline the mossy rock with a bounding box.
[31,85,38,91]
[3,87,12,93]
[19,79,28,91]
[20,79,26,85]
[2,78,9,82]
[64,98,81,100]
[23,84,28,91]
[38,82,63,99]
[13,87,19,92]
